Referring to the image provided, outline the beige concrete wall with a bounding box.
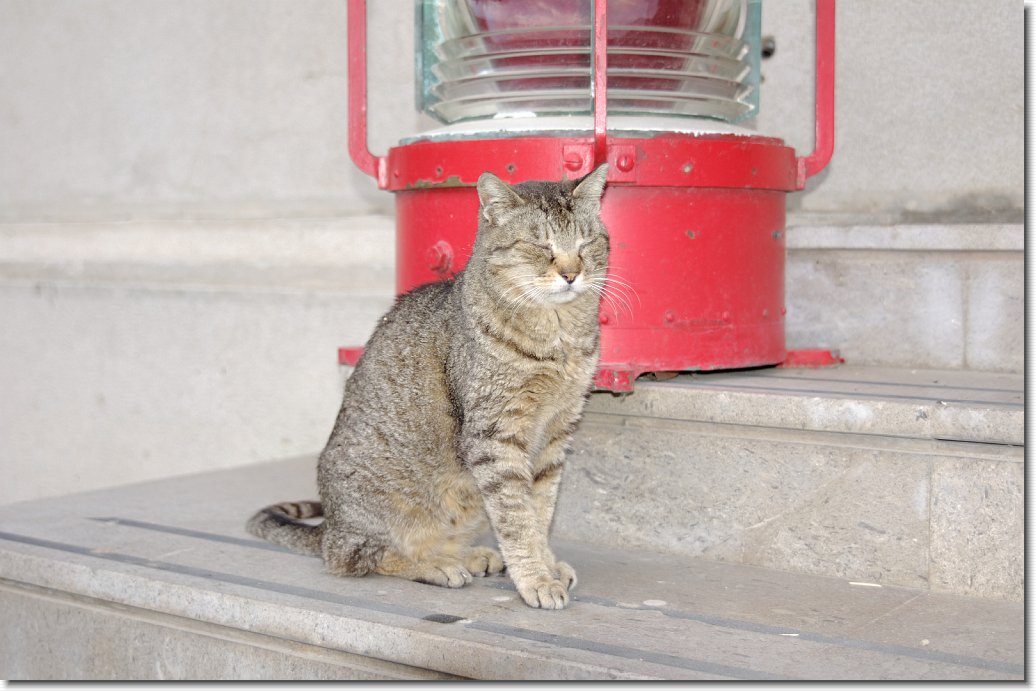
[752,0,1023,220]
[0,1,1023,221]
[0,0,406,221]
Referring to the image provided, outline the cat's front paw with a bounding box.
[516,575,570,610]
[464,546,505,577]
[553,560,577,591]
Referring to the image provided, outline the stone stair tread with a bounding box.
[589,365,1022,445]
[671,365,1022,405]
[0,457,1022,681]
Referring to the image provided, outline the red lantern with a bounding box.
[343,0,836,392]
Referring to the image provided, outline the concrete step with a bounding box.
[589,364,1023,445]
[0,458,1023,680]
[558,365,1023,601]
[784,221,1023,373]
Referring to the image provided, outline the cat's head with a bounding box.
[474,164,609,308]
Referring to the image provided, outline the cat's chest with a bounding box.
[554,344,597,384]
[528,312,597,359]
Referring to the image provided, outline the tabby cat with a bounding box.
[247,164,609,609]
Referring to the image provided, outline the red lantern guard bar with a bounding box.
[343,0,836,392]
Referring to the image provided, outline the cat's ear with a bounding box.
[571,163,609,208]
[477,172,524,224]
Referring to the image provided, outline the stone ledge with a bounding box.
[1,579,456,680]
[0,216,396,294]
[785,223,1022,252]
[784,230,1023,372]
[589,366,1023,446]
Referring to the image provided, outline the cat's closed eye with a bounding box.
[576,235,606,258]
[524,241,553,256]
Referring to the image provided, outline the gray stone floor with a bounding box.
[0,454,1023,680]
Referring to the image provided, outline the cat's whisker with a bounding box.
[509,294,537,321]
[505,283,543,321]
[499,276,542,310]
[584,277,634,321]
[597,281,638,320]
[602,282,636,321]
[603,273,642,308]
[599,286,634,321]
[584,283,622,318]
[602,283,636,312]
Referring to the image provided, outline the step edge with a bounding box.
[586,386,1023,446]
[0,544,666,681]
[578,412,1023,463]
[0,576,460,680]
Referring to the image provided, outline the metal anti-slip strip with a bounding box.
[0,529,786,680]
[659,380,1023,409]
[690,373,1022,396]
[82,517,1024,677]
[90,517,296,553]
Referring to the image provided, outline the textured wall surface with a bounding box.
[0,1,1023,222]
[753,1,1022,220]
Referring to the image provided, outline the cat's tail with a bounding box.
[246,500,324,556]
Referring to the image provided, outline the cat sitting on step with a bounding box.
[247,164,610,609]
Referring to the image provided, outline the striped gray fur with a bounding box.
[247,165,610,609]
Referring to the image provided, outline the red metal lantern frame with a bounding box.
[342,0,836,392]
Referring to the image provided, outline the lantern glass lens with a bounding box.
[417,0,761,124]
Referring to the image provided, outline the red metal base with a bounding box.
[344,132,806,392]
[342,348,845,392]
[392,140,791,391]
[779,348,846,368]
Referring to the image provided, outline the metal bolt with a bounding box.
[427,240,453,275]
[616,154,635,172]
[599,313,610,325]
[682,162,694,174]
[664,310,675,323]
[761,35,776,59]
[564,152,584,172]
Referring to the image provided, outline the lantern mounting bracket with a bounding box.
[796,0,836,188]
[347,0,388,188]
[591,0,609,171]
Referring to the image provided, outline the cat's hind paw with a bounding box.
[413,562,473,589]
[464,546,505,577]
[378,552,473,588]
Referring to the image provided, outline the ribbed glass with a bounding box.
[417,0,761,124]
